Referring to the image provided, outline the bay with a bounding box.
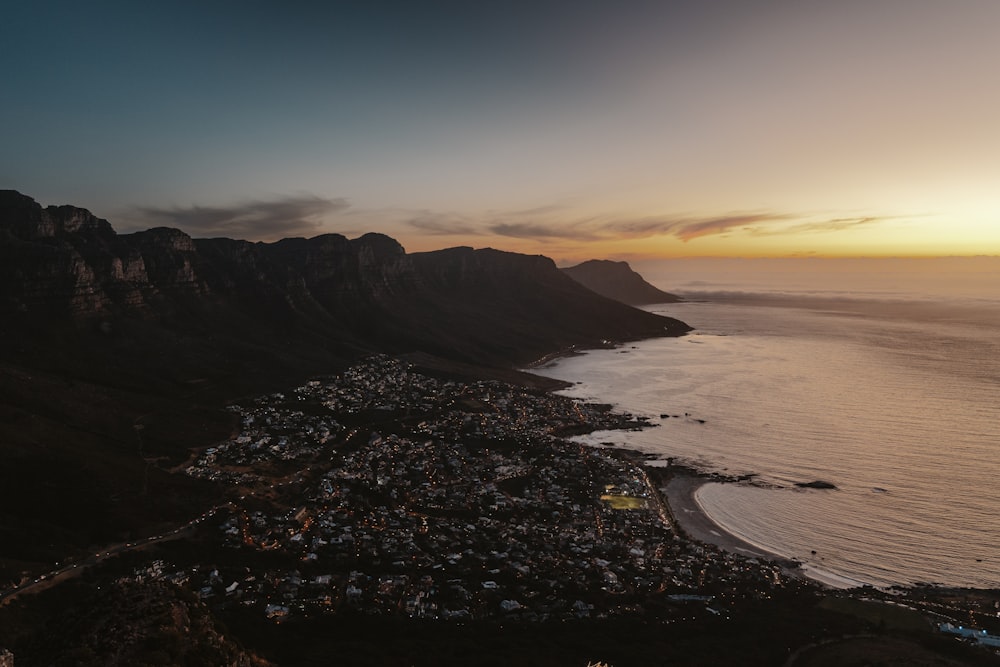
[532,273,1000,589]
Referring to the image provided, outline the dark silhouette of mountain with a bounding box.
[0,190,690,568]
[562,259,681,305]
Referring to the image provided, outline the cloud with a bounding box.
[671,213,797,241]
[606,213,797,242]
[133,194,350,239]
[395,201,913,250]
[488,221,602,241]
[504,203,569,218]
[601,212,909,242]
[405,201,598,241]
[407,212,483,236]
[406,204,581,239]
[765,215,895,236]
[406,207,803,244]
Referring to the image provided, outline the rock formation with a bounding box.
[562,259,681,306]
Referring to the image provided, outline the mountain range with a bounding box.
[562,259,681,305]
[0,190,689,566]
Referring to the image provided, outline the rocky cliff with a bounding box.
[0,190,687,370]
[562,259,681,306]
[0,191,690,566]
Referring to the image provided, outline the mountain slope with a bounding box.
[562,259,681,305]
[0,190,690,568]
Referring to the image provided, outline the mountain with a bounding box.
[0,191,690,390]
[0,190,690,568]
[562,259,681,305]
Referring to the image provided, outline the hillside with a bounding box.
[562,259,681,305]
[0,190,690,568]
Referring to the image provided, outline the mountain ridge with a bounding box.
[0,190,690,566]
[562,259,681,305]
[0,191,688,366]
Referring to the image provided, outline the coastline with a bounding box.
[663,475,862,590]
[528,334,876,591]
[664,476,787,562]
[525,345,588,369]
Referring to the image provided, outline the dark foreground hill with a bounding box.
[0,190,689,566]
[562,259,681,305]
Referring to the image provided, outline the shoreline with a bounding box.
[664,476,788,563]
[663,475,863,590]
[533,341,877,592]
[525,345,588,369]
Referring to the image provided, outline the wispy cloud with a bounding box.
[132,194,350,239]
[490,210,906,244]
[368,199,914,253]
[672,213,798,241]
[405,206,584,240]
[405,206,828,244]
[605,213,798,242]
[405,202,597,242]
[488,221,603,241]
[762,215,896,236]
[504,203,569,218]
[407,212,483,236]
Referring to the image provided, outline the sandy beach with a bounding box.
[664,476,787,562]
[664,475,867,589]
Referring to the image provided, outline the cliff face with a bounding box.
[0,190,690,577]
[0,190,687,369]
[0,193,199,316]
[562,259,682,306]
[0,193,400,319]
[398,247,688,363]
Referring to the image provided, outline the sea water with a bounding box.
[533,259,1000,588]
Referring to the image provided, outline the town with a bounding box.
[163,355,808,622]
[5,354,1000,665]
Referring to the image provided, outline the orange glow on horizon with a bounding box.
[397,210,1000,264]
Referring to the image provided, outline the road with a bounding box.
[0,504,230,606]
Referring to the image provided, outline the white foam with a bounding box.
[797,565,870,590]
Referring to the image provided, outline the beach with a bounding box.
[664,476,784,561]
[664,475,865,589]
[534,292,1000,590]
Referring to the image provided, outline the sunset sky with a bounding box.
[4,1,999,262]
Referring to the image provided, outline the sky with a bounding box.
[3,0,1000,262]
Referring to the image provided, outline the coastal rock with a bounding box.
[794,480,837,489]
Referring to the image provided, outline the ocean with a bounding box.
[534,258,1000,589]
